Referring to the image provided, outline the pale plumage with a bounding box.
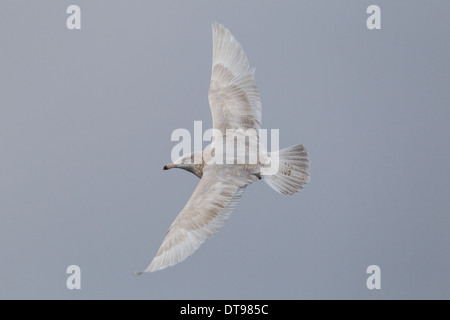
[209,22,262,136]
[139,23,309,273]
[144,166,257,272]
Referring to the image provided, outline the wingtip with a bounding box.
[144,259,171,273]
[212,21,227,34]
[139,258,169,274]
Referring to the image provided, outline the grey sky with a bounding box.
[1,1,449,299]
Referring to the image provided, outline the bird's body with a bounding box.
[140,23,310,273]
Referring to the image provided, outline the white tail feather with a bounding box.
[262,144,310,195]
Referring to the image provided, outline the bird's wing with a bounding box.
[143,166,257,272]
[208,22,262,138]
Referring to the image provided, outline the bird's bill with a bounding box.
[163,164,177,170]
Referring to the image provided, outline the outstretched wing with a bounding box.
[142,166,257,273]
[208,22,262,137]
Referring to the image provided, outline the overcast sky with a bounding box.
[1,1,449,299]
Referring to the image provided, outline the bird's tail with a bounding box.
[261,144,310,195]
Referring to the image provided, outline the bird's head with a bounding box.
[163,152,204,178]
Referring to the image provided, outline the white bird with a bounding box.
[138,22,310,273]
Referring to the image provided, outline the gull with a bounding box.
[138,22,310,273]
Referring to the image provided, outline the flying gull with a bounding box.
[138,22,310,273]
